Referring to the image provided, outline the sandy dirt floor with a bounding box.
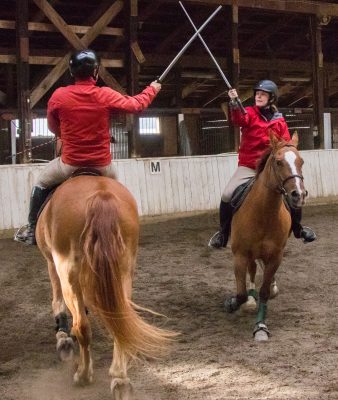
[1,203,338,400]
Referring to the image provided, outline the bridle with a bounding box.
[269,144,305,196]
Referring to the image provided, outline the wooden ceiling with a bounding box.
[2,0,338,111]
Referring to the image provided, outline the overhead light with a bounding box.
[280,77,311,82]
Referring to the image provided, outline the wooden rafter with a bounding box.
[0,20,123,36]
[155,11,205,53]
[30,0,125,107]
[182,79,208,99]
[143,0,338,17]
[0,55,123,67]
[245,15,295,50]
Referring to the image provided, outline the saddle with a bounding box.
[37,167,103,219]
[230,177,293,215]
[230,177,255,213]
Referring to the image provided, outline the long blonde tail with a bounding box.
[81,190,175,359]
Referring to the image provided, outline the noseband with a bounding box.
[270,144,304,196]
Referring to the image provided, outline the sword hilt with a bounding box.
[235,97,247,115]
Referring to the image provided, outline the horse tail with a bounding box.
[80,190,175,360]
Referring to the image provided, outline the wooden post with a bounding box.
[310,15,325,149]
[16,0,32,163]
[126,0,140,157]
[227,3,240,152]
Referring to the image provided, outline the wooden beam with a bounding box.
[0,90,7,105]
[2,51,338,76]
[310,15,325,149]
[131,41,146,64]
[16,0,32,163]
[30,0,125,107]
[126,0,140,157]
[182,79,208,99]
[6,65,14,107]
[245,15,294,50]
[142,0,338,17]
[0,55,124,67]
[143,53,323,73]
[0,20,124,36]
[83,0,115,26]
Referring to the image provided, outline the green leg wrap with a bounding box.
[256,302,267,324]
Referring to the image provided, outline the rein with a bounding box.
[267,144,304,196]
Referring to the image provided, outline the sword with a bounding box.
[179,1,247,115]
[157,5,222,83]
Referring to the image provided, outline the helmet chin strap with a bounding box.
[268,93,276,105]
[92,67,99,81]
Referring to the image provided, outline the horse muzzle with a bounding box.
[288,189,307,208]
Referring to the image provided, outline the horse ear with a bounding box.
[268,130,279,150]
[291,131,299,147]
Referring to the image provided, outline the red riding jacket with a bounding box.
[47,77,158,167]
[230,105,291,170]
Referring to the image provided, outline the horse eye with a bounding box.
[276,160,283,166]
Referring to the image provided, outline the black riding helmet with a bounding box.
[254,80,278,104]
[69,49,100,80]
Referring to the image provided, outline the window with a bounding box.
[13,118,53,137]
[139,117,160,135]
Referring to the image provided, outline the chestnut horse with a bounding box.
[224,133,307,341]
[36,175,174,398]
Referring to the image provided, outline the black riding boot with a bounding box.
[208,201,234,249]
[290,207,316,243]
[14,186,50,245]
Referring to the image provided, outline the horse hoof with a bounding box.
[254,330,269,342]
[253,322,270,342]
[239,296,257,314]
[224,296,240,313]
[74,371,93,386]
[111,378,133,400]
[269,283,279,299]
[56,332,75,361]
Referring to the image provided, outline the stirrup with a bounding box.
[208,231,226,249]
[14,225,37,245]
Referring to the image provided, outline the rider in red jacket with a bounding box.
[208,80,316,249]
[15,49,161,245]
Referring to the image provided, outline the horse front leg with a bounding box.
[254,255,282,342]
[224,254,250,313]
[240,260,258,314]
[257,259,279,299]
[47,259,74,361]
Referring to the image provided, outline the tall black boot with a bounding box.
[208,201,234,249]
[14,186,50,245]
[290,207,316,243]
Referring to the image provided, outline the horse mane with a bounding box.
[255,138,288,177]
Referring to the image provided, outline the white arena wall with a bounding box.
[0,149,338,231]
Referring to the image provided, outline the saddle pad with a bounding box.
[230,177,255,212]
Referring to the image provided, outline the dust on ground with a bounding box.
[1,204,338,400]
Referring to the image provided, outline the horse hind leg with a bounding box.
[47,259,74,361]
[109,273,133,400]
[110,342,133,400]
[56,258,93,385]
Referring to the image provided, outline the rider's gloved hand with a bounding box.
[150,81,161,94]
